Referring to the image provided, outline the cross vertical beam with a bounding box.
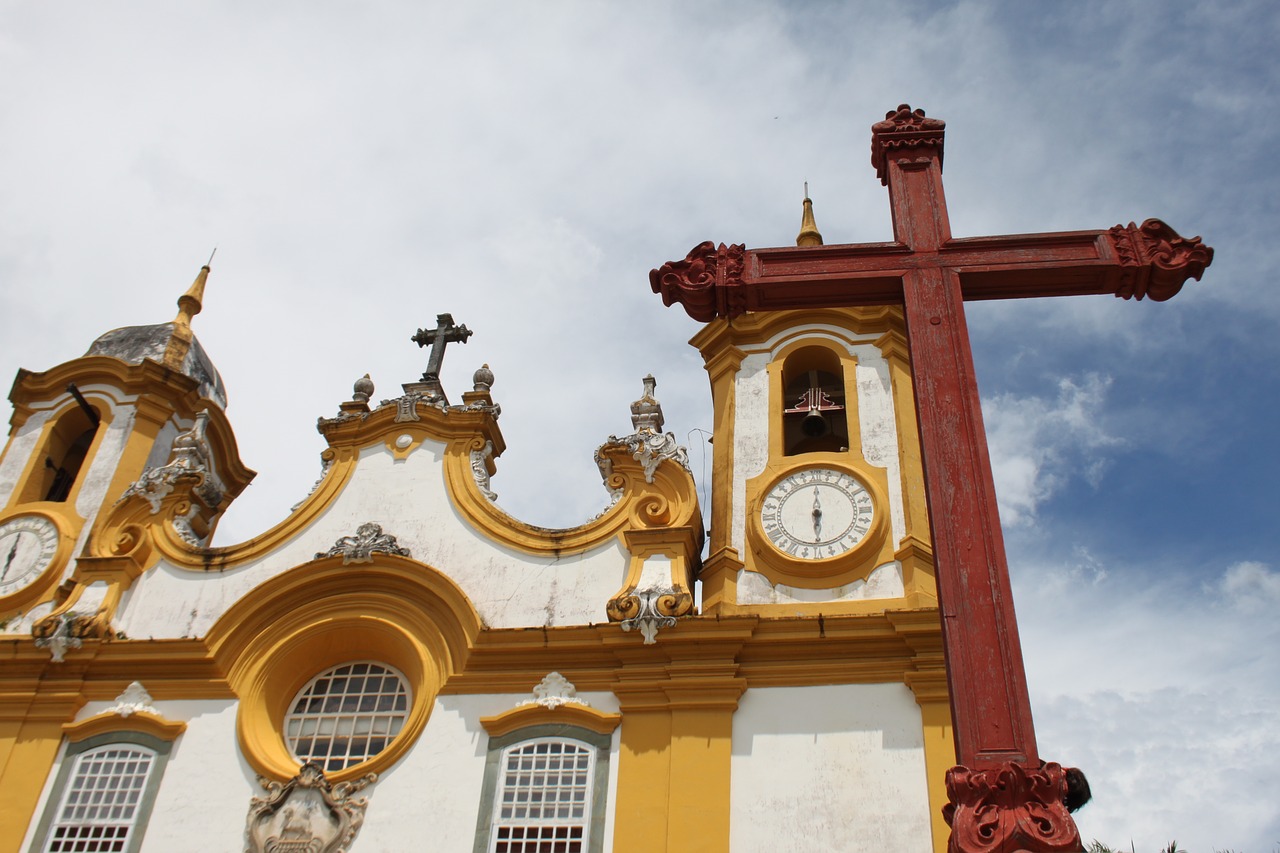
[875,108,1038,770]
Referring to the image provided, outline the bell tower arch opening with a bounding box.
[780,344,848,456]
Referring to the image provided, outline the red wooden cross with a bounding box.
[650,105,1212,852]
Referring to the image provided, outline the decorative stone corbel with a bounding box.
[245,763,376,853]
[315,522,411,565]
[607,525,698,644]
[33,611,83,662]
[617,588,680,644]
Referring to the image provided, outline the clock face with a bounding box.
[0,515,61,598]
[760,468,875,561]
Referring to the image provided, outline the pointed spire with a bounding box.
[796,182,823,248]
[164,261,212,371]
[174,265,209,330]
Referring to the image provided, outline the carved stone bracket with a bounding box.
[1108,218,1214,301]
[315,523,411,565]
[871,103,947,186]
[613,587,691,644]
[245,763,375,853]
[516,672,591,710]
[649,241,747,322]
[943,762,1082,853]
[33,612,84,662]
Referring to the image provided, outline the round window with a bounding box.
[284,661,410,772]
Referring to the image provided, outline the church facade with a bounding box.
[0,233,952,849]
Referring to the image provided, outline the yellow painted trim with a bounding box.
[445,435,702,557]
[906,670,955,853]
[207,554,482,784]
[63,709,187,743]
[480,703,621,738]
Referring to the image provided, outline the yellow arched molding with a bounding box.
[63,710,187,743]
[480,703,621,738]
[445,435,702,557]
[207,554,483,784]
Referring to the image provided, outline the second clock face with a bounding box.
[0,514,61,598]
[760,468,875,561]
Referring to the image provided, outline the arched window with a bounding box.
[781,346,848,456]
[21,397,101,504]
[476,726,612,853]
[33,731,176,853]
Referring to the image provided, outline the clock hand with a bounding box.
[811,487,822,541]
[2,535,19,582]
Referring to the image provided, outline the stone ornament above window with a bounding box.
[517,672,590,711]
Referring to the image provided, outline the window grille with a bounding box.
[490,739,595,853]
[43,745,156,852]
[284,661,409,772]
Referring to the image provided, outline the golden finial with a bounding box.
[165,251,214,370]
[797,182,823,248]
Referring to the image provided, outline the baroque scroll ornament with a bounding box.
[1108,218,1214,301]
[316,522,411,565]
[119,411,225,514]
[648,241,746,323]
[245,763,375,853]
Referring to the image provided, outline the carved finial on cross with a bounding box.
[411,313,473,383]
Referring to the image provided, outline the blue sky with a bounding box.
[1,1,1277,849]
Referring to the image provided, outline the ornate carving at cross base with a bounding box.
[1109,219,1214,301]
[245,763,376,853]
[649,241,746,322]
[943,762,1082,853]
[315,523,411,565]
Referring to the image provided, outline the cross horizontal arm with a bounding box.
[650,220,1212,322]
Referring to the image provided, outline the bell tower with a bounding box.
[0,265,253,624]
[669,200,936,617]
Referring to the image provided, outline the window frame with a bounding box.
[30,730,175,853]
[473,725,613,853]
[283,660,411,773]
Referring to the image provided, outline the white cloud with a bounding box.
[1216,560,1280,615]
[983,374,1121,526]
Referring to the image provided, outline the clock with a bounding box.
[759,467,876,561]
[0,515,61,598]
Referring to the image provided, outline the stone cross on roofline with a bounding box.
[650,103,1213,853]
[406,313,472,404]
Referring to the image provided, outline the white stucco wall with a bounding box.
[730,683,934,852]
[113,437,635,639]
[360,691,619,852]
[23,690,621,852]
